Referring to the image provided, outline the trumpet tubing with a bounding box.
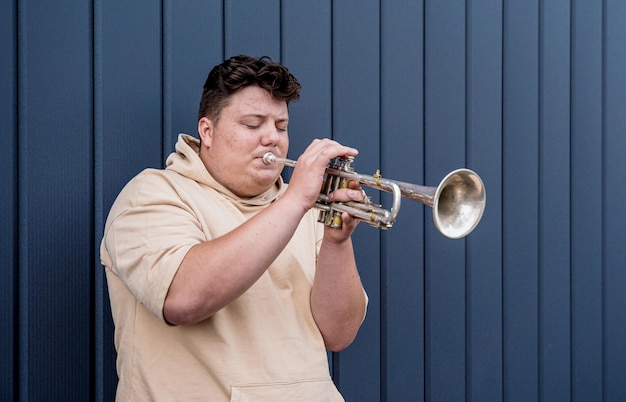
[262,152,486,239]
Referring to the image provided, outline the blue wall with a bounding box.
[2,1,625,401]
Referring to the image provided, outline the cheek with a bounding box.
[279,135,289,151]
[222,136,244,153]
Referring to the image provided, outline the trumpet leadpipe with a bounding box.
[262,152,296,167]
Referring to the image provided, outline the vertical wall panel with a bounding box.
[18,1,93,399]
[538,1,572,401]
[571,1,604,400]
[93,2,108,400]
[225,0,280,60]
[604,1,626,400]
[465,0,503,400]
[92,3,116,400]
[100,0,163,203]
[282,0,332,161]
[502,1,540,400]
[165,0,224,153]
[424,2,467,401]
[0,0,16,399]
[332,0,381,399]
[3,1,626,400]
[380,2,425,400]
[97,2,163,401]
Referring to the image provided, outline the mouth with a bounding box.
[256,156,277,170]
[257,151,280,165]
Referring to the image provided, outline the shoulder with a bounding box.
[118,168,193,204]
[104,168,197,228]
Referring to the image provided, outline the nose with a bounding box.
[261,124,281,146]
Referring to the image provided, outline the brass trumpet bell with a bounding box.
[428,169,486,239]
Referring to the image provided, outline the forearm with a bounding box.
[163,194,306,325]
[311,235,366,351]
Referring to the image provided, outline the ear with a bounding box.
[198,117,214,147]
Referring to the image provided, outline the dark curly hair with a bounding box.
[197,55,302,123]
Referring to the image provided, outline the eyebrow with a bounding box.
[241,114,289,123]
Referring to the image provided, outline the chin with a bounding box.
[254,175,279,191]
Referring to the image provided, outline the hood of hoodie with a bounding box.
[165,134,287,211]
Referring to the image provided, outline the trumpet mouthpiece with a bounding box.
[262,152,277,165]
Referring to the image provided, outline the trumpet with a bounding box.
[263,152,486,239]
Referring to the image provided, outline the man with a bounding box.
[101,55,368,401]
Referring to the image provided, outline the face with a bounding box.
[198,85,289,198]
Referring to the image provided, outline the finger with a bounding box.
[346,180,362,190]
[302,139,358,161]
[327,188,364,202]
[340,212,360,231]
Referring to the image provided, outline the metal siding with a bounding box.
[281,0,332,187]
[571,1,604,401]
[92,2,112,400]
[466,1,503,401]
[3,1,626,400]
[538,0,572,401]
[502,1,540,401]
[0,0,17,399]
[97,2,164,401]
[282,0,333,163]
[17,1,93,399]
[100,0,163,198]
[424,1,467,401]
[332,1,382,399]
[604,1,626,400]
[380,2,425,400]
[225,0,281,60]
[165,0,224,154]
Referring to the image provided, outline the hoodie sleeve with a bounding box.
[101,169,204,322]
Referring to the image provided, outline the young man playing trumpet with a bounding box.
[101,55,368,401]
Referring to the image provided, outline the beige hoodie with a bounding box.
[101,134,344,401]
